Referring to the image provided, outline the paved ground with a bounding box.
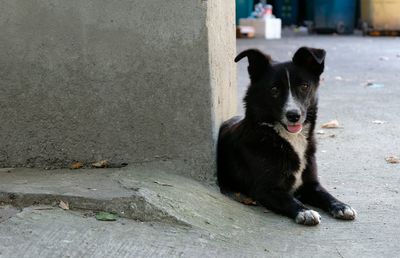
[1,35,400,257]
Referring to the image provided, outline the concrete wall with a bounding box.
[0,0,236,180]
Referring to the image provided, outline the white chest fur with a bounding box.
[274,124,309,193]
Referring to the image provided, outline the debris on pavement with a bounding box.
[379,56,389,61]
[334,76,343,81]
[321,120,340,129]
[34,207,54,211]
[241,198,257,205]
[366,82,384,88]
[92,160,108,168]
[372,120,386,124]
[95,211,118,221]
[153,181,173,187]
[316,130,325,135]
[70,162,83,169]
[385,156,400,164]
[59,200,69,210]
[234,192,257,206]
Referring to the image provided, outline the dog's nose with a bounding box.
[286,110,301,123]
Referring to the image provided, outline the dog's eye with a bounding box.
[270,87,279,97]
[300,84,309,91]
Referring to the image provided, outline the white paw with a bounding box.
[331,205,357,220]
[295,210,321,226]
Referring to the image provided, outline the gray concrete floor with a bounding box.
[1,35,400,257]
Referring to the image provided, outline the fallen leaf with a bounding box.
[321,120,340,129]
[92,160,108,168]
[242,198,257,205]
[372,120,386,124]
[95,212,118,221]
[234,192,257,205]
[70,162,83,169]
[153,181,173,187]
[385,156,400,164]
[59,200,69,210]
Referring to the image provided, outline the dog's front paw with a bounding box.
[330,204,357,220]
[295,210,321,226]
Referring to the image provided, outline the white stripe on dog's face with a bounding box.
[284,69,301,116]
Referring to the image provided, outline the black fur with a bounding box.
[217,47,356,225]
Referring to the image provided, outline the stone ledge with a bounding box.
[0,167,268,233]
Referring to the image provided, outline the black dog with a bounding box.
[217,47,356,225]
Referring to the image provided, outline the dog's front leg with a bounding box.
[298,182,357,220]
[257,191,321,226]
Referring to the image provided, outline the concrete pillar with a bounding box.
[0,0,236,180]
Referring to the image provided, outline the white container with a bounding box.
[239,18,282,39]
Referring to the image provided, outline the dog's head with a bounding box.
[236,47,326,134]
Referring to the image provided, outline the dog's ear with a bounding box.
[235,49,271,83]
[292,47,326,76]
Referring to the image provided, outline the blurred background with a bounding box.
[236,0,400,38]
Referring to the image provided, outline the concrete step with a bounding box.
[0,166,272,235]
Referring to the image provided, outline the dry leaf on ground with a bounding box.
[59,200,69,210]
[321,120,340,129]
[234,192,257,206]
[242,198,257,205]
[92,160,108,168]
[70,162,83,169]
[385,156,400,164]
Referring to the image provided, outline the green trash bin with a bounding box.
[236,0,254,25]
[313,0,356,34]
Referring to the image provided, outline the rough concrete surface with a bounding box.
[1,35,400,257]
[0,0,236,180]
[0,167,391,257]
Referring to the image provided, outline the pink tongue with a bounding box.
[287,124,302,133]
